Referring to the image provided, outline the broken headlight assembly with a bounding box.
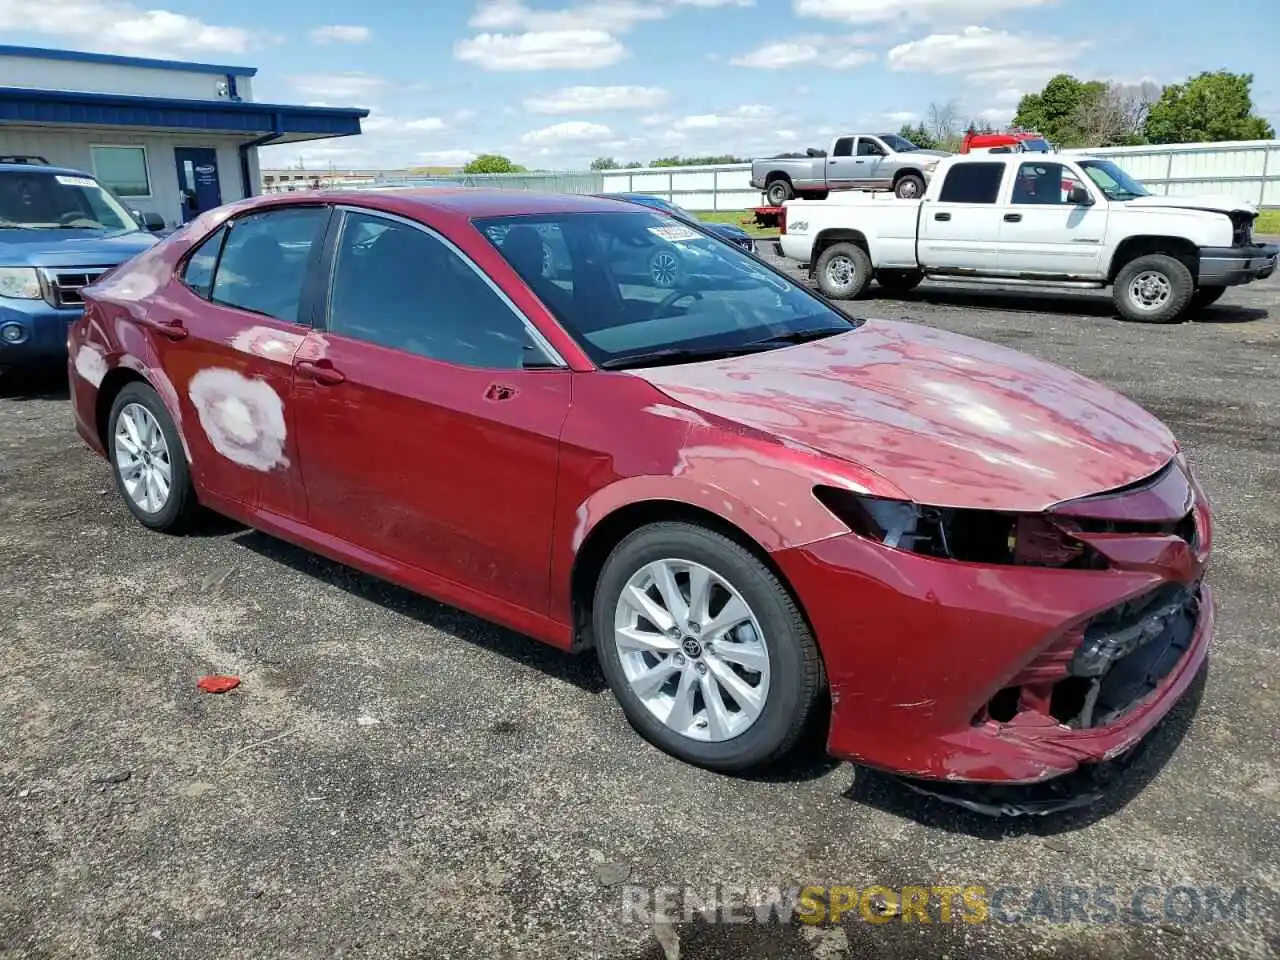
[813,486,1103,569]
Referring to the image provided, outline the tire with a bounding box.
[593,522,825,772]
[1113,254,1194,323]
[814,242,873,300]
[766,179,794,206]
[1191,286,1226,310]
[894,173,926,199]
[107,381,198,532]
[877,269,924,294]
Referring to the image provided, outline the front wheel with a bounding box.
[814,242,873,300]
[593,523,825,772]
[1113,254,1194,323]
[108,381,198,532]
[894,174,926,199]
[648,247,683,288]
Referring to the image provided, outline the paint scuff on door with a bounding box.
[188,368,289,471]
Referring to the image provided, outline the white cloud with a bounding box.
[418,149,480,166]
[887,26,1087,84]
[794,0,1050,26]
[309,24,371,44]
[525,85,669,113]
[469,0,666,32]
[0,0,254,55]
[730,33,874,69]
[289,72,390,100]
[521,120,614,145]
[882,110,920,123]
[455,29,625,70]
[673,104,771,131]
[978,105,1015,123]
[405,117,448,132]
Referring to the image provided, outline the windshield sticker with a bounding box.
[648,224,703,243]
[55,175,98,188]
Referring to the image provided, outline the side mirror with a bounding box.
[135,211,166,232]
[1068,184,1093,206]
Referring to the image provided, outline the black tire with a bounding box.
[593,522,825,773]
[766,178,794,206]
[1191,286,1226,310]
[107,381,198,532]
[877,269,924,294]
[814,241,873,300]
[894,173,926,199]
[1113,254,1194,323]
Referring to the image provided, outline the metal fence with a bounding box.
[266,139,1280,210]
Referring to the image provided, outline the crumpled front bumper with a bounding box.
[772,459,1213,786]
[1198,242,1279,286]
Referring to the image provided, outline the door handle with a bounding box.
[934,212,951,222]
[295,359,345,386]
[141,317,188,341]
[1004,213,1023,222]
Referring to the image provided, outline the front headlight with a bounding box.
[813,487,1101,568]
[0,267,42,300]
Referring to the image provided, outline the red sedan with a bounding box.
[68,189,1212,790]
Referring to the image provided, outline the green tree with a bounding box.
[463,154,527,174]
[624,161,643,169]
[1143,71,1275,143]
[590,157,619,170]
[1013,74,1109,146]
[897,122,940,150]
[648,155,744,167]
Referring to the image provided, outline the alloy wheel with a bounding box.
[114,402,172,514]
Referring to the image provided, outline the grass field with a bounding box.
[701,208,1280,238]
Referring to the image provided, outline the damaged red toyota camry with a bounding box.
[68,190,1212,796]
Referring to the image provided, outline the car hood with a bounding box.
[634,320,1176,512]
[1121,194,1257,217]
[705,222,751,239]
[0,228,158,267]
[910,149,951,158]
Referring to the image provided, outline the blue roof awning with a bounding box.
[0,86,368,142]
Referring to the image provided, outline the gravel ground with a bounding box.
[2,267,1278,960]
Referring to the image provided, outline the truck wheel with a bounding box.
[1191,287,1226,310]
[766,179,794,206]
[1113,254,1194,323]
[877,269,924,294]
[814,242,873,300]
[894,174,925,199]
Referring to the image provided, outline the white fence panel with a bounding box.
[1061,140,1279,207]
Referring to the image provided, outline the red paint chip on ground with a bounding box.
[197,675,241,694]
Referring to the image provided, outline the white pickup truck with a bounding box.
[776,153,1278,323]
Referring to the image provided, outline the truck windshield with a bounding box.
[879,134,920,152]
[1021,138,1050,152]
[476,210,857,369]
[0,171,138,232]
[1078,160,1151,201]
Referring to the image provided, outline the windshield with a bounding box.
[1079,160,1150,201]
[0,171,139,232]
[476,210,857,368]
[879,134,919,152]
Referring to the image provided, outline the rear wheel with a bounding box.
[108,382,198,532]
[766,179,794,206]
[648,247,683,288]
[814,242,873,300]
[894,173,926,199]
[1190,286,1226,310]
[877,269,924,294]
[1113,254,1194,324]
[593,522,825,772]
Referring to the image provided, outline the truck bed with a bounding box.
[798,193,922,268]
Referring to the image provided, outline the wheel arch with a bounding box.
[1108,236,1199,282]
[811,228,870,264]
[892,167,924,183]
[763,170,793,186]
[95,359,195,470]
[569,498,817,653]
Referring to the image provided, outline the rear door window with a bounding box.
[937,163,1005,204]
[210,207,328,323]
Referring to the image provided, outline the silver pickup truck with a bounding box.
[750,133,950,205]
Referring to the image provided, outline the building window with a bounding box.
[91,146,151,198]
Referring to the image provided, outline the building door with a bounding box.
[174,147,222,222]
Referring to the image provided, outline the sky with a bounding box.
[2,0,1277,171]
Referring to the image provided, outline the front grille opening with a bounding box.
[986,686,1020,723]
[42,269,108,308]
[1069,510,1197,547]
[1049,677,1092,725]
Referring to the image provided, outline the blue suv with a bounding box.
[0,158,162,373]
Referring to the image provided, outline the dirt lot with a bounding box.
[2,270,1278,960]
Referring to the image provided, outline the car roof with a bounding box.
[301,187,645,218]
[0,162,94,177]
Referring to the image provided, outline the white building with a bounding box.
[0,44,368,229]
